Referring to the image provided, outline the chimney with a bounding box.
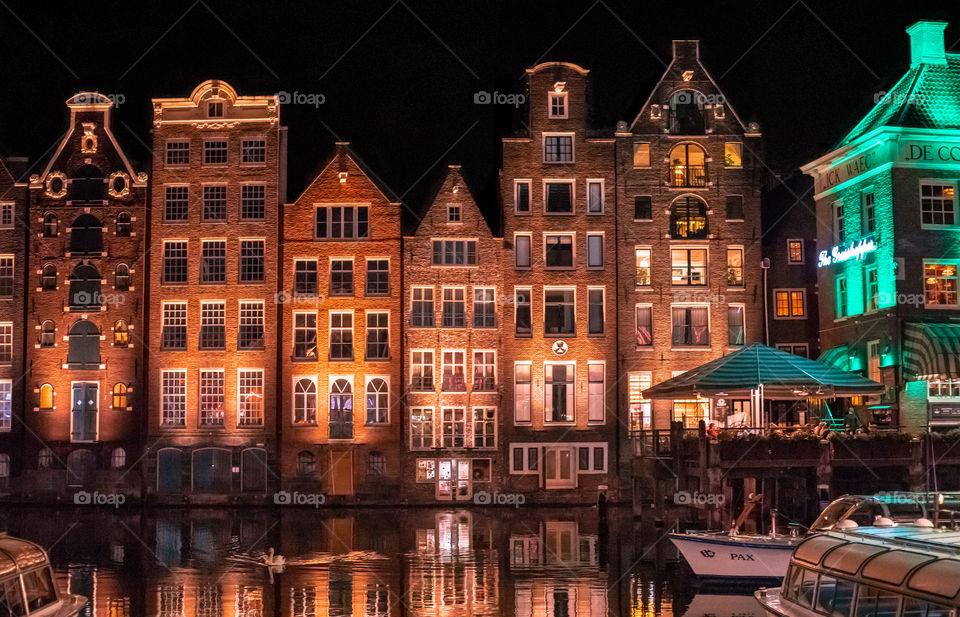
[906,21,947,68]
[672,40,700,63]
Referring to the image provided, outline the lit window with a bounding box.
[410,408,434,449]
[472,350,496,391]
[293,313,317,360]
[543,134,573,163]
[200,370,225,426]
[411,350,434,390]
[442,351,466,392]
[727,247,744,286]
[920,182,956,227]
[545,363,575,423]
[669,144,707,187]
[411,288,434,328]
[514,364,531,423]
[238,301,264,349]
[928,378,960,399]
[293,378,316,425]
[724,142,743,167]
[329,312,353,360]
[787,239,804,264]
[161,303,187,349]
[672,248,708,286]
[673,399,708,429]
[635,305,653,347]
[671,306,710,346]
[632,143,650,168]
[161,370,186,426]
[635,248,651,286]
[924,263,959,307]
[670,196,708,238]
[113,320,128,347]
[112,383,127,409]
[774,289,806,318]
[39,384,54,410]
[628,372,652,433]
[238,370,264,426]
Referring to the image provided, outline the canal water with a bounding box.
[0,506,764,616]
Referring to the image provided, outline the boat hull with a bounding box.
[669,533,795,581]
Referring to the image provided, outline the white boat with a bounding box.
[0,534,86,616]
[755,521,960,616]
[683,593,766,617]
[669,494,929,582]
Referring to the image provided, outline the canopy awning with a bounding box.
[818,345,850,370]
[903,322,960,380]
[642,343,885,400]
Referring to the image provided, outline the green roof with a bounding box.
[642,343,884,400]
[841,53,960,145]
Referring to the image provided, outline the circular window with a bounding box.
[45,172,67,198]
[107,172,130,198]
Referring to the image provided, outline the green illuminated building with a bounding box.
[802,21,960,432]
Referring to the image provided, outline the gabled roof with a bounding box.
[840,52,960,146]
[410,165,493,238]
[290,141,399,206]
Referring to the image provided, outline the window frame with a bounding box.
[920,179,957,229]
[514,179,531,214]
[543,179,575,215]
[543,286,576,337]
[773,288,807,320]
[787,239,805,265]
[548,91,568,119]
[543,232,575,270]
[542,132,574,164]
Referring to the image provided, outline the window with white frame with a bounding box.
[514,233,531,269]
[0,257,12,298]
[202,185,227,221]
[161,370,186,426]
[628,372,652,433]
[199,301,226,350]
[672,248,708,286]
[441,408,466,448]
[0,324,10,364]
[164,186,189,222]
[201,240,225,283]
[836,276,848,318]
[636,304,653,347]
[241,138,266,164]
[0,204,12,229]
[577,444,607,473]
[365,377,389,424]
[588,288,604,335]
[447,202,461,223]
[473,407,496,448]
[544,181,574,213]
[588,363,604,423]
[365,259,389,295]
[293,312,317,360]
[0,380,10,431]
[329,311,353,360]
[315,206,369,239]
[514,363,532,423]
[728,304,745,346]
[727,247,744,286]
[635,247,651,286]
[833,201,845,243]
[411,287,434,327]
[586,233,603,268]
[549,91,567,118]
[199,369,225,426]
[473,288,496,328]
[432,240,477,266]
[411,350,434,390]
[410,408,434,449]
[239,240,265,283]
[294,259,318,296]
[442,288,465,328]
[442,351,466,392]
[865,266,879,312]
[921,181,956,227]
[165,140,189,166]
[515,288,532,336]
[237,370,264,426]
[545,363,575,423]
[671,305,710,346]
[587,180,604,213]
[293,378,317,425]
[924,262,959,307]
[161,302,187,350]
[544,288,575,335]
[473,350,496,391]
[515,180,530,213]
[928,378,960,399]
[543,134,573,162]
[240,184,266,219]
[163,241,188,283]
[365,311,389,359]
[203,139,227,165]
[862,190,876,234]
[238,301,264,349]
[510,444,540,473]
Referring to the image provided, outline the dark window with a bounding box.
[431,240,477,266]
[365,312,389,359]
[238,302,264,350]
[544,135,573,162]
[441,288,465,328]
[588,288,604,334]
[163,242,188,283]
[239,240,265,283]
[473,289,496,328]
[636,306,653,346]
[69,265,101,309]
[329,312,353,360]
[634,196,652,220]
[515,289,531,336]
[161,303,187,350]
[165,141,189,165]
[67,320,100,368]
[42,213,58,237]
[241,139,266,164]
[115,263,130,291]
[544,289,575,335]
[69,214,103,254]
[545,235,574,268]
[39,321,55,347]
[41,264,57,291]
[411,288,434,327]
[203,140,227,165]
[545,182,573,213]
[365,259,389,295]
[116,211,132,237]
[329,379,354,439]
[293,313,317,360]
[201,241,225,283]
[294,260,318,296]
[672,306,710,347]
[202,185,227,220]
[726,195,745,220]
[727,305,745,346]
[515,181,530,212]
[241,184,266,219]
[68,164,106,202]
[315,206,369,239]
[164,186,189,222]
[669,90,705,134]
[330,260,354,295]
[199,302,226,350]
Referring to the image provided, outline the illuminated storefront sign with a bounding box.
[818,238,877,267]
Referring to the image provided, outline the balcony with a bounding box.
[668,164,707,187]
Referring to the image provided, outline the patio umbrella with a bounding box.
[642,342,885,400]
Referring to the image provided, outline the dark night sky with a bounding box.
[0,0,956,218]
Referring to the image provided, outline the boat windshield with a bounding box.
[22,568,57,612]
[811,499,861,531]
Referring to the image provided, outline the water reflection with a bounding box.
[0,507,760,616]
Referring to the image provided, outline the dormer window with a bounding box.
[207,100,224,118]
[549,91,567,119]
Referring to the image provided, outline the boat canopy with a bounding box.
[0,536,50,577]
[792,531,960,604]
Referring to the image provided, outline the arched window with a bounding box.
[293,378,317,425]
[365,378,388,424]
[37,448,53,470]
[669,90,705,134]
[112,383,127,409]
[367,452,385,478]
[329,378,354,440]
[41,264,57,290]
[43,213,58,238]
[111,447,126,469]
[67,320,100,368]
[39,321,55,348]
[116,212,131,237]
[0,454,9,488]
[670,196,709,239]
[69,264,101,309]
[68,164,106,202]
[39,384,54,410]
[297,451,316,475]
[115,263,130,291]
[669,143,707,187]
[114,320,128,347]
[69,213,103,254]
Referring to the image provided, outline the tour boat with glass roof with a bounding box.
[755,523,960,616]
[0,534,86,616]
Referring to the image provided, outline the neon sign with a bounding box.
[818,238,876,267]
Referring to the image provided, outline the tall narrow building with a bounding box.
[24,93,148,499]
[500,62,618,502]
[279,142,402,501]
[616,40,764,445]
[401,165,503,502]
[146,81,286,503]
